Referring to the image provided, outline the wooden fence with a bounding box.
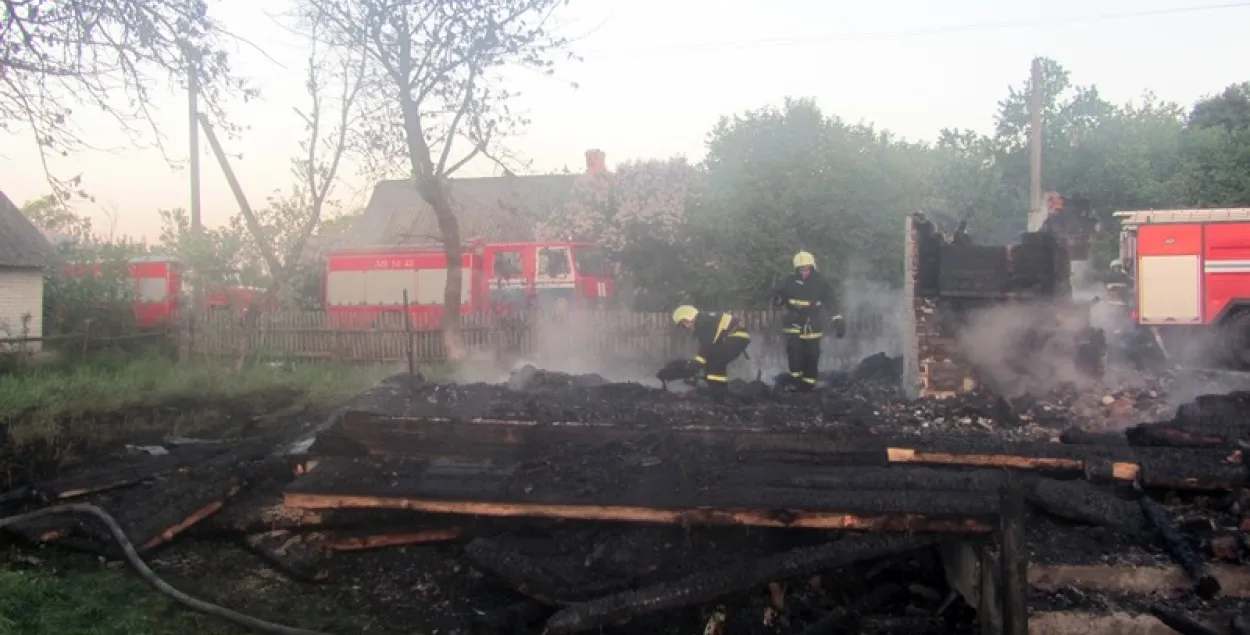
[191,307,902,370]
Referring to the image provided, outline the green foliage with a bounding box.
[41,251,138,338]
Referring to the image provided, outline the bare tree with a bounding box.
[1,0,251,195]
[302,0,574,361]
[196,30,365,369]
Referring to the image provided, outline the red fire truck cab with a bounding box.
[1115,208,1250,366]
[324,240,615,328]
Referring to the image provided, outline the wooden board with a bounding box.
[284,457,996,533]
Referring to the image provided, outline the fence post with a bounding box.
[81,318,93,358]
[402,290,415,383]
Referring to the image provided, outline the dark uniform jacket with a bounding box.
[691,310,749,364]
[773,271,836,338]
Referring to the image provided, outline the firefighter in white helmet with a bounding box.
[773,251,844,391]
[668,305,751,394]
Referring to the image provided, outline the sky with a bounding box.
[3,0,1250,242]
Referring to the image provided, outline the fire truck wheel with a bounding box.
[1221,310,1250,370]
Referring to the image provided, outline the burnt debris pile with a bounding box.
[7,369,1250,634]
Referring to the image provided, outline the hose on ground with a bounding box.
[0,503,332,635]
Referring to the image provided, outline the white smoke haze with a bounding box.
[955,300,1101,398]
[451,278,906,387]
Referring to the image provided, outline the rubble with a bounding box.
[6,358,1250,634]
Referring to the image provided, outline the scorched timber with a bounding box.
[1027,478,1147,537]
[80,440,274,552]
[1141,496,1222,599]
[463,538,626,605]
[322,410,875,459]
[284,458,996,532]
[542,535,934,634]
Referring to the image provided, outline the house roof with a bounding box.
[352,174,579,246]
[0,191,53,269]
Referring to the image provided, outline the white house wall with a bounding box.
[0,266,43,351]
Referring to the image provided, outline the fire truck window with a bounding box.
[574,248,607,277]
[539,248,570,278]
[136,277,167,303]
[326,271,367,305]
[493,251,522,278]
[365,270,415,305]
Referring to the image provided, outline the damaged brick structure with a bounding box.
[902,213,1103,399]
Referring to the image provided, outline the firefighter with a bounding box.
[773,251,845,391]
[670,305,751,393]
[1105,259,1131,307]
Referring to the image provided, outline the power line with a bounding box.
[582,2,1250,56]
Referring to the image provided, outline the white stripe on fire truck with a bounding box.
[1205,260,1250,273]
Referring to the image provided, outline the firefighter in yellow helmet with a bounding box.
[668,305,751,394]
[772,251,844,391]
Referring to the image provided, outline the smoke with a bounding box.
[452,310,668,385]
[954,300,1101,398]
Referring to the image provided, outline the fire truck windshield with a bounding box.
[573,247,608,277]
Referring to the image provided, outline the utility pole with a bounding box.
[1027,57,1045,232]
[187,45,202,235]
[184,42,203,360]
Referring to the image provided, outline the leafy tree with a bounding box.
[538,157,704,310]
[302,0,576,360]
[2,0,251,195]
[693,98,931,306]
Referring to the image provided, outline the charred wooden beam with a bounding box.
[1149,606,1222,635]
[543,535,935,634]
[1127,423,1230,449]
[322,526,462,551]
[1138,453,1246,492]
[887,447,1083,472]
[1141,496,1221,599]
[139,478,244,551]
[999,480,1028,635]
[1027,478,1146,537]
[780,467,1007,492]
[463,538,623,605]
[284,492,993,532]
[327,411,865,459]
[284,458,997,532]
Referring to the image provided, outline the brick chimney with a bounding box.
[585,149,606,176]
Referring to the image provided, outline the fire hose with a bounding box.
[0,503,331,635]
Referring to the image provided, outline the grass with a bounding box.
[0,566,366,635]
[0,569,234,635]
[0,351,401,453]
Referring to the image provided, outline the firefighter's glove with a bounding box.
[830,315,846,339]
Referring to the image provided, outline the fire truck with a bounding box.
[62,255,267,329]
[324,240,615,328]
[1114,208,1250,367]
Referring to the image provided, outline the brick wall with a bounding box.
[0,266,43,351]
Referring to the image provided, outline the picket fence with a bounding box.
[191,307,898,369]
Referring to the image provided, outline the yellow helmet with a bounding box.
[672,305,698,325]
[793,251,816,269]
